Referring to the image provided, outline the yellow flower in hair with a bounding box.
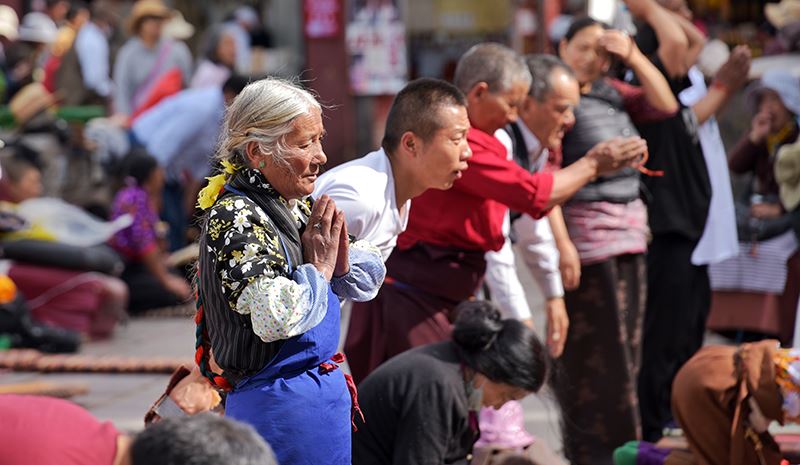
[221,160,238,175]
[197,161,240,210]
[197,174,226,210]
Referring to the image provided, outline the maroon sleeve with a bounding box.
[452,145,554,219]
[607,78,675,125]
[728,133,762,175]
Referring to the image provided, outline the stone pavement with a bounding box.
[0,318,565,448]
[0,318,195,432]
[8,249,799,460]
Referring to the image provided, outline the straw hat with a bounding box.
[162,11,194,40]
[0,5,19,40]
[127,0,173,35]
[765,0,800,29]
[776,137,800,211]
[17,12,57,44]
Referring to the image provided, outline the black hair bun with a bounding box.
[452,300,504,351]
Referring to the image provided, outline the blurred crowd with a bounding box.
[0,0,268,106]
[0,0,798,464]
[0,0,268,352]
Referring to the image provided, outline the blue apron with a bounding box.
[224,211,350,465]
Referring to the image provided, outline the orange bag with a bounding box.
[129,67,183,123]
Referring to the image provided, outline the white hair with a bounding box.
[216,77,321,170]
[453,43,532,94]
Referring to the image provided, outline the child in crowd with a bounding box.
[108,150,191,313]
[0,144,43,203]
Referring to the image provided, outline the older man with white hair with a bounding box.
[484,54,580,360]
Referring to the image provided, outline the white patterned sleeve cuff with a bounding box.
[235,264,329,343]
[330,240,386,302]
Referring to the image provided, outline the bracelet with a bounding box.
[711,80,730,95]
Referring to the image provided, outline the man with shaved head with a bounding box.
[345,42,648,383]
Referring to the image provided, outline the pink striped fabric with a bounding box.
[562,199,649,265]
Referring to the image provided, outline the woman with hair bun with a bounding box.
[109,150,192,313]
[352,300,549,465]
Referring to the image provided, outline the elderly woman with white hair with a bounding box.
[192,77,385,464]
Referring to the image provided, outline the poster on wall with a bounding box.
[346,0,408,96]
[304,0,341,39]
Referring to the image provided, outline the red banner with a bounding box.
[304,0,341,39]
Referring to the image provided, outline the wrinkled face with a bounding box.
[521,70,580,150]
[559,25,609,86]
[261,110,327,200]
[216,33,237,68]
[477,375,531,410]
[468,80,530,135]
[416,104,472,190]
[758,90,794,135]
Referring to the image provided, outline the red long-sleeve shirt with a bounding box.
[397,127,554,253]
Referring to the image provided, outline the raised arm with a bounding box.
[625,0,691,77]
[668,11,706,73]
[454,136,646,217]
[728,132,763,175]
[690,45,751,125]
[548,137,649,207]
[599,29,678,113]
